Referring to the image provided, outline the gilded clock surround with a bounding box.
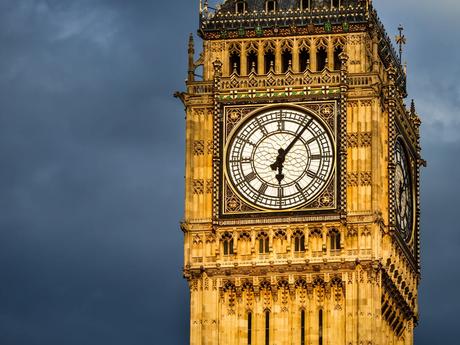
[222,102,338,215]
[176,1,423,345]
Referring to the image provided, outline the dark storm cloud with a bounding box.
[376,2,460,343]
[0,0,458,344]
[0,0,194,344]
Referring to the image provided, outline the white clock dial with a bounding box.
[226,108,335,210]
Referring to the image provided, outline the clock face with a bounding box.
[226,108,335,210]
[394,139,414,240]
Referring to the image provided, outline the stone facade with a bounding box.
[176,1,422,344]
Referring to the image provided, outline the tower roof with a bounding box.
[210,0,365,13]
[199,0,407,96]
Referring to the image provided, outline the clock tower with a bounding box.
[176,1,422,345]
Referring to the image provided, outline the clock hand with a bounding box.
[283,118,313,157]
[270,118,313,183]
[270,149,285,184]
[398,183,404,210]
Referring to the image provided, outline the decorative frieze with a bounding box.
[193,140,205,155]
[193,179,205,195]
[347,171,372,186]
[348,132,372,148]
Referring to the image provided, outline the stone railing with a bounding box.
[186,81,214,95]
[220,69,342,91]
[200,4,368,32]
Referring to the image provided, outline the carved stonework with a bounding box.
[193,140,205,155]
[348,132,372,148]
[193,179,205,195]
[347,172,372,186]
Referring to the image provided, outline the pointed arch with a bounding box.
[257,231,270,254]
[229,43,241,75]
[221,231,234,255]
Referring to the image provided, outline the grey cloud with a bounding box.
[0,1,457,344]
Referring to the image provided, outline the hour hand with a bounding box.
[270,149,286,184]
[270,149,285,171]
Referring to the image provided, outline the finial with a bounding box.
[188,33,195,82]
[395,25,406,64]
[269,60,274,73]
[233,63,238,75]
[410,99,416,116]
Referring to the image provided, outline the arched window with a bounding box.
[316,46,327,71]
[293,230,306,252]
[319,309,323,345]
[222,232,234,255]
[301,309,306,345]
[329,229,341,251]
[281,47,293,73]
[230,51,241,75]
[274,229,287,253]
[332,0,340,8]
[257,232,270,254]
[239,231,251,255]
[248,311,253,345]
[266,0,278,13]
[265,310,270,345]
[299,0,310,10]
[247,50,258,74]
[236,0,247,14]
[333,46,343,70]
[299,46,310,72]
[264,44,276,74]
[310,228,323,253]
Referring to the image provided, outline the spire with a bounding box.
[410,99,416,116]
[395,25,406,64]
[188,33,195,82]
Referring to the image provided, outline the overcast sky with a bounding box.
[0,1,458,344]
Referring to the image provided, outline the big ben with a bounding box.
[176,1,422,345]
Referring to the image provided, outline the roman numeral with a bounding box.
[278,187,284,198]
[245,172,257,182]
[307,169,325,181]
[306,136,317,145]
[295,183,307,198]
[259,183,268,194]
[310,154,322,160]
[255,118,268,135]
[306,170,318,179]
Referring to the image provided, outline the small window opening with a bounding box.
[301,310,306,345]
[299,48,310,72]
[258,233,270,254]
[316,46,327,71]
[230,52,241,75]
[264,50,276,74]
[332,0,340,8]
[222,233,234,255]
[236,1,247,14]
[330,230,341,250]
[247,51,258,74]
[294,230,306,252]
[248,312,252,345]
[265,310,270,345]
[333,46,343,70]
[282,49,292,73]
[319,309,323,345]
[266,0,277,13]
[300,0,310,10]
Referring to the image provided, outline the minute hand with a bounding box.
[284,118,313,156]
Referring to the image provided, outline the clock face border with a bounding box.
[394,136,416,244]
[220,102,339,217]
